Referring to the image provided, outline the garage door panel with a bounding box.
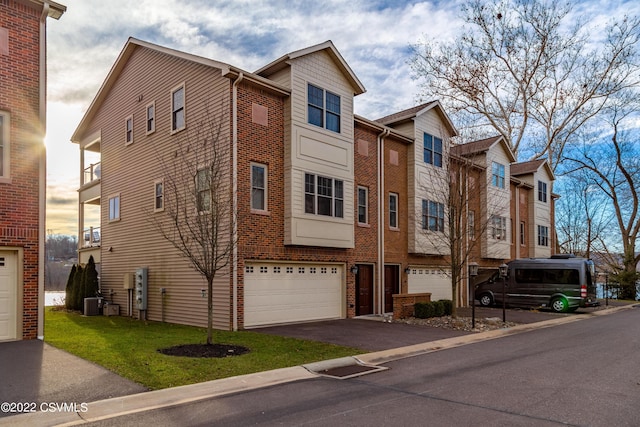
[0,251,17,341]
[244,263,342,327]
[407,268,452,301]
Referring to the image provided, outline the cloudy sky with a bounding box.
[44,0,639,236]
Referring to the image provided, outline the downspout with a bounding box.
[37,2,50,340]
[377,128,389,314]
[231,72,243,331]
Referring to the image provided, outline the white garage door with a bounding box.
[0,251,18,341]
[244,263,343,327]
[407,267,452,301]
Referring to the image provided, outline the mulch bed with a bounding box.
[158,343,250,358]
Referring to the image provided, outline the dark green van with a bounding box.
[475,255,599,313]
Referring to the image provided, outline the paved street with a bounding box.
[79,307,639,426]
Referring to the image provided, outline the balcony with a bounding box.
[79,226,101,264]
[83,162,101,185]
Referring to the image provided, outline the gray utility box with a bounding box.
[84,297,100,316]
[104,303,120,316]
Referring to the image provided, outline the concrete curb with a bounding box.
[3,304,633,426]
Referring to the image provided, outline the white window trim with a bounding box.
[0,111,10,182]
[357,186,368,225]
[154,179,164,213]
[125,115,134,145]
[108,193,121,222]
[389,192,399,230]
[170,82,186,134]
[250,162,268,213]
[307,82,341,134]
[304,172,344,218]
[146,101,156,135]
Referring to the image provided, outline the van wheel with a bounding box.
[551,297,568,313]
[479,293,493,307]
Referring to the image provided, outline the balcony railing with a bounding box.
[83,162,101,185]
[83,226,101,248]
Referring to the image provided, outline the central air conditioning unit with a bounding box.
[84,297,100,316]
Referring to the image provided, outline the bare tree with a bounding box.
[147,107,235,344]
[563,93,640,299]
[415,145,509,317]
[411,0,640,171]
[554,170,614,257]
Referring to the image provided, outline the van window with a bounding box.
[514,268,580,285]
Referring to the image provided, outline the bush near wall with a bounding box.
[414,300,453,319]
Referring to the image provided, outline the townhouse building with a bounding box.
[72,38,556,330]
[0,0,65,341]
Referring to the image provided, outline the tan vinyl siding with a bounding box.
[83,46,232,329]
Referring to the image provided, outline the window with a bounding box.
[171,84,185,132]
[0,112,9,179]
[304,173,343,218]
[492,162,505,188]
[307,83,341,133]
[422,199,444,232]
[389,193,398,228]
[146,102,155,134]
[154,180,164,212]
[108,194,120,221]
[520,222,526,245]
[196,168,210,212]
[468,211,475,240]
[538,180,548,202]
[251,163,267,211]
[125,115,133,144]
[423,133,443,167]
[357,186,368,224]
[538,225,549,246]
[490,215,507,240]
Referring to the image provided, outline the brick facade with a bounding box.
[0,0,64,340]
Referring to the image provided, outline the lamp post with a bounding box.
[499,263,508,323]
[469,262,478,329]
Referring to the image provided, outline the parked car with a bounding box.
[474,255,599,313]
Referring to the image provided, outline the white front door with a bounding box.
[0,251,18,341]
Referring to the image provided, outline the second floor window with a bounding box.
[125,116,133,144]
[490,215,507,240]
[196,168,210,212]
[307,83,341,133]
[304,173,343,218]
[422,199,444,232]
[538,180,548,202]
[0,112,8,178]
[468,211,475,240]
[492,162,505,188]
[389,193,398,228]
[251,163,267,211]
[172,84,185,132]
[357,186,368,224]
[538,225,549,246]
[424,133,443,167]
[154,180,164,212]
[146,102,155,134]
[520,221,526,245]
[108,194,120,221]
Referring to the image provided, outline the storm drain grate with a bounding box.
[317,364,388,379]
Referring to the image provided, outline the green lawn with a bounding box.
[44,308,360,390]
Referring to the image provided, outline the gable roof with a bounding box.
[72,37,290,143]
[450,135,516,163]
[255,40,366,96]
[511,159,554,180]
[375,100,458,137]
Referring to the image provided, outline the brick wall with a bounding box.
[0,0,43,339]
